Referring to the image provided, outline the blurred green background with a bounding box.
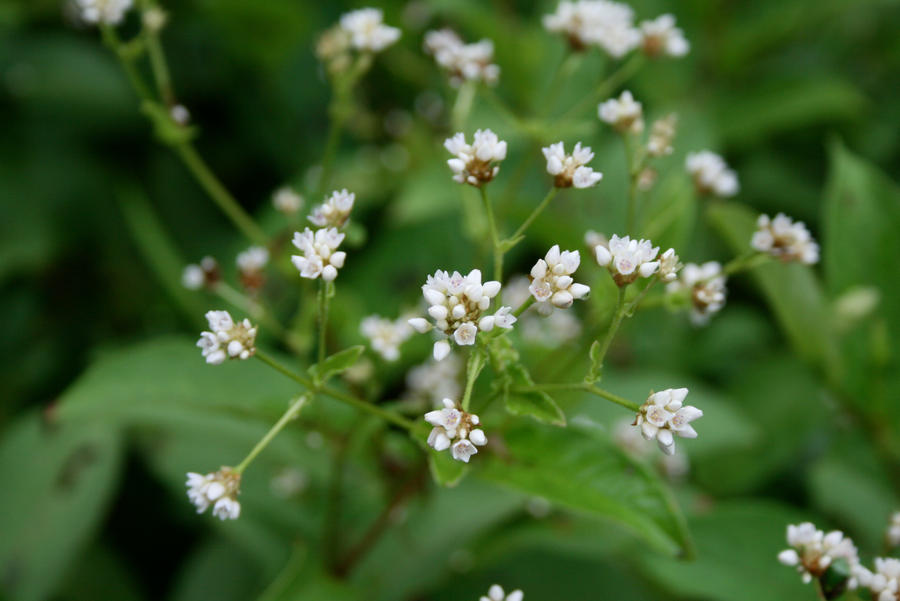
[1,0,899,600]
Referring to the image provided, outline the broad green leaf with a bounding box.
[0,413,122,601]
[504,388,566,426]
[309,345,365,384]
[428,450,469,488]
[169,539,263,601]
[479,423,692,556]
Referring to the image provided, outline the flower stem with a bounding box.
[813,578,827,601]
[479,186,503,281]
[451,79,477,131]
[509,187,558,244]
[723,251,770,276]
[513,296,535,318]
[587,286,628,382]
[317,279,331,363]
[461,349,484,412]
[144,27,173,104]
[527,381,640,412]
[560,53,644,122]
[235,393,310,474]
[623,133,639,235]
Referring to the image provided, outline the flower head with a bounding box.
[361,315,412,361]
[425,29,500,87]
[75,0,133,25]
[633,388,701,455]
[856,557,900,600]
[666,261,726,325]
[598,90,644,134]
[480,584,524,601]
[445,129,508,186]
[182,256,219,291]
[273,186,304,215]
[543,0,640,57]
[339,8,400,52]
[686,150,739,197]
[779,522,859,587]
[751,213,819,265]
[529,245,591,313]
[408,269,512,360]
[197,310,257,365]
[236,246,268,291]
[425,399,487,463]
[594,234,660,286]
[542,142,603,188]
[647,113,678,157]
[186,467,241,520]
[309,189,355,228]
[291,227,347,281]
[640,14,689,57]
[657,248,682,282]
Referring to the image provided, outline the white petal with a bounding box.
[433,340,451,361]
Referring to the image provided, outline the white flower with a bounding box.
[598,90,644,134]
[647,113,678,157]
[480,584,524,601]
[613,418,690,480]
[779,522,859,586]
[291,227,347,281]
[406,354,462,405]
[640,14,689,58]
[196,310,257,364]
[424,398,487,463]
[751,213,820,265]
[541,142,603,188]
[857,558,900,600]
[236,246,268,274]
[633,388,701,455]
[594,234,660,285]
[584,230,608,252]
[185,467,241,520]
[543,1,640,57]
[75,0,132,25]
[309,189,355,228]
[657,248,681,282]
[666,261,726,325]
[888,512,900,548]
[170,104,190,126]
[686,150,739,197]
[503,276,581,346]
[182,265,205,290]
[361,315,412,361]
[408,269,512,360]
[529,245,591,313]
[339,8,400,52]
[445,129,508,186]
[424,29,500,87]
[273,186,304,215]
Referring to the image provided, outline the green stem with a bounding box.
[509,187,558,244]
[317,279,331,363]
[526,381,640,412]
[560,53,644,122]
[316,115,345,199]
[587,286,628,382]
[235,393,309,474]
[479,186,503,281]
[723,251,770,276]
[461,350,483,412]
[100,25,152,101]
[451,79,477,131]
[144,28,173,104]
[625,278,657,316]
[173,143,268,245]
[513,296,535,318]
[813,578,827,601]
[623,133,639,235]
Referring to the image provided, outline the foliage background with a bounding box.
[1,0,899,600]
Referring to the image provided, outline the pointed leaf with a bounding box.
[308,346,365,385]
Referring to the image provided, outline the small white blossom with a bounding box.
[236,246,268,291]
[309,189,355,228]
[633,388,702,455]
[170,104,190,126]
[686,150,739,197]
[480,584,524,601]
[888,512,900,548]
[856,558,900,600]
[751,213,820,265]
[529,245,590,313]
[541,142,603,188]
[75,0,133,25]
[424,29,500,87]
[445,129,508,186]
[667,261,726,325]
[361,315,412,361]
[196,310,257,364]
[584,230,608,252]
[291,227,347,281]
[647,113,678,157]
[598,90,644,134]
[182,256,219,290]
[657,248,681,282]
[503,276,581,346]
[425,398,487,463]
[640,14,689,58]
[406,354,463,405]
[339,8,400,53]
[142,6,167,32]
[594,234,660,285]
[543,1,640,57]
[273,186,304,215]
[408,269,512,360]
[779,522,859,586]
[613,418,690,480]
[185,467,241,520]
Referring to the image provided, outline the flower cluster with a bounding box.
[667,261,727,325]
[272,186,303,215]
[778,522,859,586]
[339,8,400,53]
[647,113,678,157]
[543,0,640,57]
[445,129,508,186]
[75,0,132,25]
[856,558,900,600]
[529,245,591,313]
[196,310,257,365]
[633,388,702,455]
[408,269,513,361]
[594,234,661,286]
[360,314,412,361]
[503,276,581,345]
[291,227,347,281]
[182,256,219,290]
[425,399,487,463]
[639,14,689,58]
[185,467,241,520]
[685,150,739,197]
[480,584,523,601]
[599,90,644,134]
[309,189,355,228]
[751,213,820,265]
[541,142,604,188]
[613,418,689,480]
[424,29,500,86]
[236,246,269,291]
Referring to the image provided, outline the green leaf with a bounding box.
[309,346,365,385]
[480,423,692,556]
[428,450,469,488]
[0,413,122,601]
[504,388,566,426]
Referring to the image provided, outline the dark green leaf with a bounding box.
[309,346,365,385]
